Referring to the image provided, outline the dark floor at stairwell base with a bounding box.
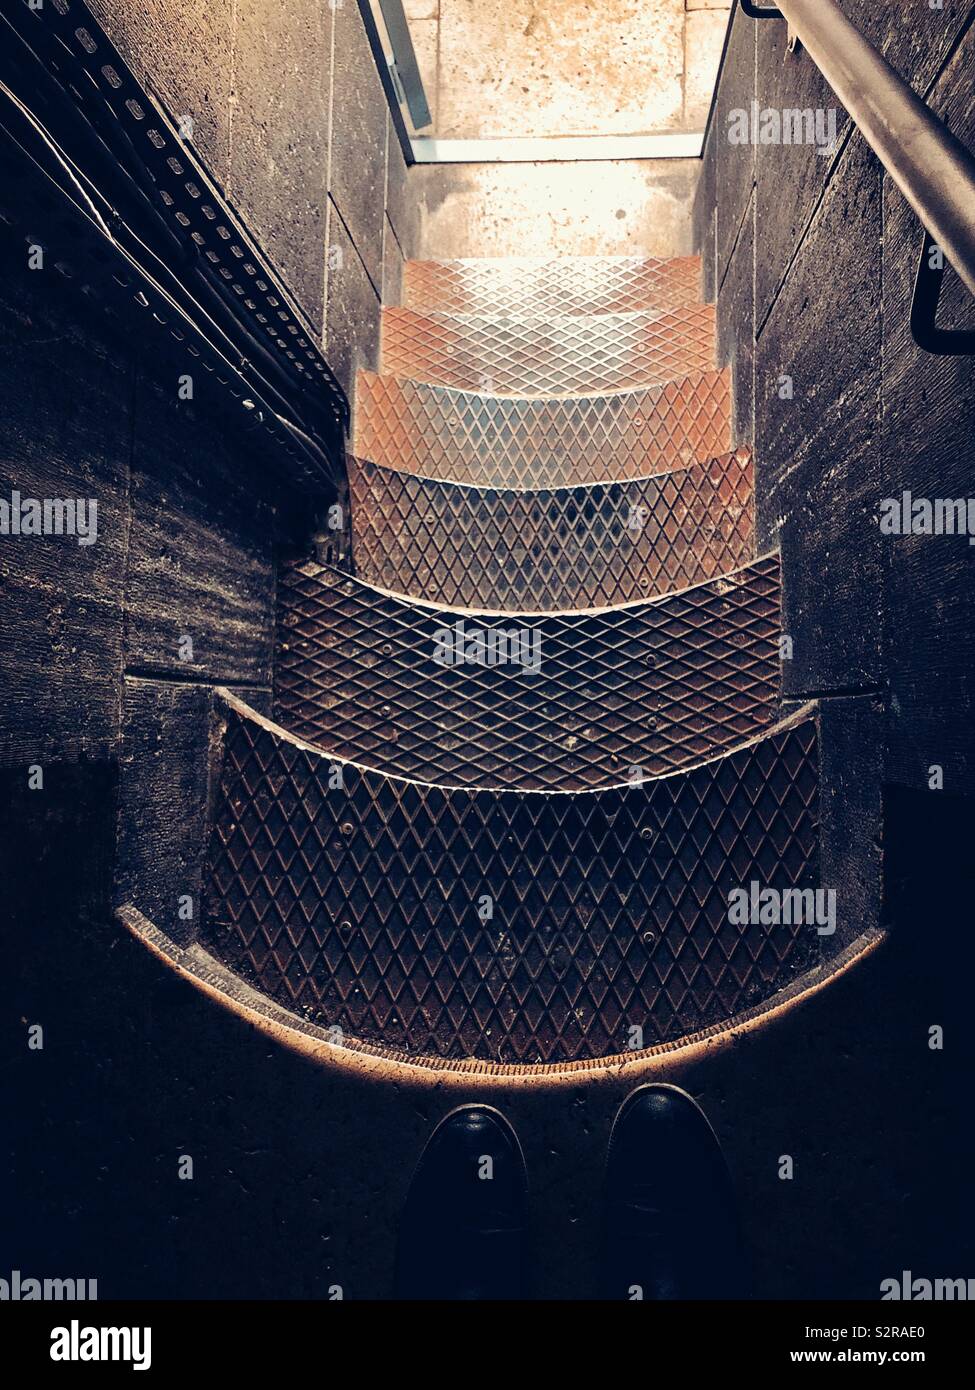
[4,779,974,1298]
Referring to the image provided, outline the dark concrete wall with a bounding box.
[695,0,975,798]
[0,0,419,863]
[89,0,420,398]
[691,3,975,1302]
[2,0,428,1296]
[3,0,420,1222]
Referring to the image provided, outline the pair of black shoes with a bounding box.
[394,1084,745,1300]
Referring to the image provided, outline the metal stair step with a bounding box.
[274,555,781,791]
[353,369,731,488]
[202,695,823,1068]
[380,305,716,396]
[348,448,755,610]
[402,255,703,317]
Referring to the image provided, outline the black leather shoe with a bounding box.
[394,1105,528,1299]
[600,1084,746,1300]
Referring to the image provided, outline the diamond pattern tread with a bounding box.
[353,370,731,488]
[203,699,822,1066]
[274,556,781,791]
[348,449,755,611]
[380,306,716,397]
[402,256,702,318]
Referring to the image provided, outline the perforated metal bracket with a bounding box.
[911,229,975,356]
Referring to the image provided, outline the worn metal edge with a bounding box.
[300,549,774,622]
[347,443,749,501]
[356,364,730,409]
[215,687,818,797]
[116,903,886,1091]
[379,305,715,329]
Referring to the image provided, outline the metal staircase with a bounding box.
[122,252,884,1081]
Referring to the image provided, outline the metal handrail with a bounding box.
[738,0,975,303]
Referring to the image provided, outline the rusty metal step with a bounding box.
[348,449,755,610]
[380,306,716,396]
[202,695,823,1067]
[353,370,731,488]
[402,255,703,318]
[274,556,781,791]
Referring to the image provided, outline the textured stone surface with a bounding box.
[405,0,441,18]
[879,22,975,793]
[753,19,848,329]
[411,160,698,259]
[229,0,332,332]
[693,125,718,300]
[402,0,731,140]
[91,0,404,337]
[684,6,730,127]
[717,190,755,446]
[382,214,405,306]
[752,0,971,330]
[756,136,883,696]
[330,0,389,294]
[700,0,975,798]
[710,4,755,283]
[0,271,128,766]
[116,681,217,946]
[385,114,422,261]
[435,0,685,139]
[125,381,276,687]
[324,206,382,403]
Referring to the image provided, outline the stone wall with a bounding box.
[695,0,975,799]
[89,0,419,399]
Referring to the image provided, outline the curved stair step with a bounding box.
[380,306,715,396]
[201,696,826,1068]
[119,902,886,1084]
[275,556,781,790]
[353,369,731,488]
[348,449,755,610]
[403,255,702,317]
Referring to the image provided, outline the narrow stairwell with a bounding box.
[122,253,884,1080]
